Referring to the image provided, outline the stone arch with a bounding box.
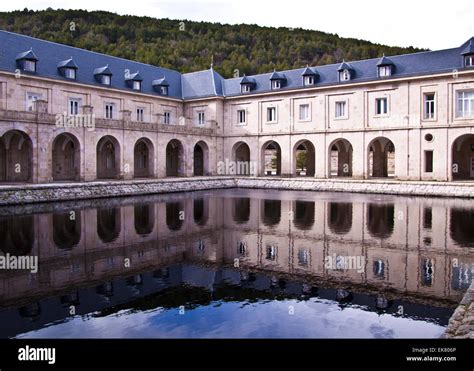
[231,141,252,175]
[233,197,250,224]
[261,140,281,176]
[262,199,281,226]
[0,215,34,255]
[134,138,154,178]
[53,211,81,249]
[367,203,395,239]
[97,207,121,243]
[52,133,81,181]
[193,141,209,176]
[451,134,474,180]
[329,138,353,177]
[166,139,185,177]
[0,130,33,183]
[368,137,395,178]
[450,207,474,247]
[97,135,121,179]
[134,203,155,236]
[293,140,315,177]
[194,198,209,226]
[293,200,315,230]
[166,201,184,231]
[328,202,353,235]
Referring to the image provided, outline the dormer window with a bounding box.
[271,80,281,89]
[57,58,78,80]
[133,80,141,90]
[461,39,474,67]
[64,68,76,79]
[94,65,113,86]
[239,76,255,93]
[160,86,168,95]
[269,71,286,90]
[101,75,111,85]
[377,55,394,78]
[152,77,170,96]
[301,66,318,86]
[465,55,474,67]
[241,84,251,93]
[16,49,39,73]
[378,66,391,77]
[304,75,314,85]
[337,61,354,82]
[125,71,143,91]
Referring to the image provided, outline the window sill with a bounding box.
[265,121,278,124]
[333,116,348,121]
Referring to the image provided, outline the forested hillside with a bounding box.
[0,8,424,77]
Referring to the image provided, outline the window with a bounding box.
[423,93,435,119]
[271,80,281,90]
[26,92,41,112]
[241,84,251,93]
[101,75,111,86]
[267,107,277,122]
[375,98,388,115]
[373,260,385,278]
[266,245,277,260]
[197,111,205,126]
[335,101,346,118]
[423,207,432,229]
[160,86,168,95]
[68,98,81,116]
[298,249,309,267]
[237,109,246,125]
[23,60,36,72]
[299,104,309,120]
[465,55,474,67]
[456,90,474,117]
[424,151,433,173]
[339,70,350,81]
[378,66,391,77]
[303,76,314,85]
[163,111,171,124]
[136,107,145,122]
[105,103,115,119]
[64,68,76,79]
[133,81,141,91]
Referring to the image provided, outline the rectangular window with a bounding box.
[375,98,388,115]
[335,101,346,118]
[105,102,115,119]
[133,81,141,91]
[160,86,168,95]
[237,109,246,124]
[197,111,205,126]
[299,104,309,120]
[241,84,251,93]
[339,70,350,81]
[271,80,281,90]
[266,245,277,261]
[378,66,391,77]
[457,90,474,117]
[163,111,171,124]
[23,60,36,72]
[465,55,474,67]
[423,207,432,230]
[424,93,436,119]
[303,76,314,85]
[136,107,144,122]
[64,68,76,79]
[68,98,81,116]
[267,107,277,122]
[26,92,42,112]
[101,75,111,85]
[424,150,434,173]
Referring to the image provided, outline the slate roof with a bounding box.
[301,66,318,76]
[57,58,78,69]
[0,30,473,100]
[240,75,256,84]
[376,55,394,66]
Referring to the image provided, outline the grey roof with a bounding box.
[301,66,318,76]
[57,58,78,69]
[16,49,39,61]
[461,40,474,55]
[0,30,473,101]
[376,55,394,66]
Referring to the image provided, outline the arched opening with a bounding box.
[166,201,184,231]
[233,197,250,224]
[194,198,209,226]
[262,199,281,226]
[231,141,252,175]
[97,207,121,243]
[193,141,209,176]
[52,133,80,181]
[134,138,154,178]
[0,130,33,183]
[367,203,395,239]
[329,139,353,177]
[328,203,353,235]
[134,203,155,236]
[166,139,184,177]
[261,141,281,176]
[0,215,34,255]
[452,134,474,180]
[450,207,474,247]
[368,137,395,178]
[293,201,315,230]
[97,136,120,179]
[294,140,315,177]
[53,211,81,249]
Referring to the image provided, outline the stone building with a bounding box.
[0,30,474,183]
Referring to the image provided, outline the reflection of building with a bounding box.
[1,190,473,311]
[1,31,474,182]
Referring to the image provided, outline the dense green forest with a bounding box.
[0,8,424,78]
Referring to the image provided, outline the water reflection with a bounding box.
[0,189,473,339]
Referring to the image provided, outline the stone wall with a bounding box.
[1,176,474,205]
[443,281,474,339]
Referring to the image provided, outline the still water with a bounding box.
[0,189,473,338]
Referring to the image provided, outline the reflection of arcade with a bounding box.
[0,190,473,317]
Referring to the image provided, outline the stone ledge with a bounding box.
[443,280,474,339]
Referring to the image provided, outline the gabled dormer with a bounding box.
[240,75,255,93]
[461,39,474,67]
[152,77,169,95]
[337,60,354,82]
[301,66,318,86]
[377,55,395,77]
[94,65,112,85]
[57,58,78,79]
[269,70,286,90]
[16,48,38,73]
[125,71,143,91]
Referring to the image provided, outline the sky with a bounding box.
[0,0,473,50]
